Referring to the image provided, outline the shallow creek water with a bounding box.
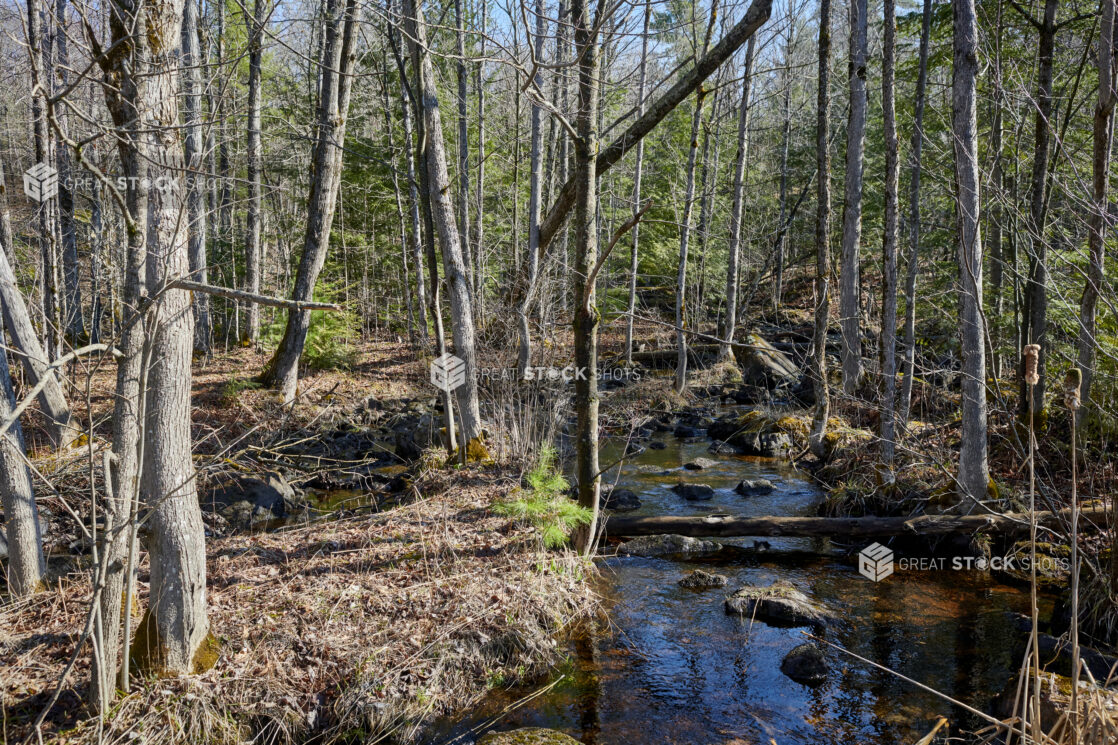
[432,434,1038,745]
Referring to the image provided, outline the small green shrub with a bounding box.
[261,282,359,371]
[220,377,262,403]
[492,446,591,548]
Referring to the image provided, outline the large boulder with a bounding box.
[781,643,828,686]
[707,411,793,457]
[202,471,305,530]
[671,482,715,500]
[603,487,642,512]
[724,580,831,627]
[478,728,580,745]
[733,334,800,389]
[617,534,722,558]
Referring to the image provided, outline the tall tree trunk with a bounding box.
[1077,0,1117,418]
[809,0,832,457]
[455,0,474,299]
[625,0,651,367]
[721,36,756,362]
[401,63,428,334]
[839,0,867,397]
[989,4,1005,381]
[879,0,899,466]
[182,0,211,354]
[28,0,59,361]
[572,0,601,553]
[1022,0,1058,414]
[475,0,487,316]
[93,0,211,701]
[773,23,794,311]
[517,0,546,378]
[898,0,932,427]
[952,0,989,503]
[244,0,266,344]
[403,0,484,444]
[260,0,360,403]
[674,1,719,393]
[54,0,83,342]
[0,334,45,597]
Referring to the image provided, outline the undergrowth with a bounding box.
[492,446,591,548]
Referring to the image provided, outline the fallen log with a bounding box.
[603,505,1110,540]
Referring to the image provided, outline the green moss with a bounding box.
[192,632,220,673]
[129,611,220,675]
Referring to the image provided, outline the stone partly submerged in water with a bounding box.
[478,728,581,745]
[780,642,828,686]
[617,534,723,558]
[724,580,832,627]
[735,478,775,496]
[671,482,716,500]
[678,569,728,588]
[603,487,642,512]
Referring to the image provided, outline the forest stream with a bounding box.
[430,429,1041,745]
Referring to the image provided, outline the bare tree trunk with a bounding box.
[898,0,931,427]
[0,160,13,261]
[244,0,266,344]
[54,0,83,342]
[720,36,756,362]
[989,4,1005,381]
[260,0,360,403]
[838,0,867,397]
[625,0,651,367]
[952,0,989,503]
[773,22,794,312]
[808,0,832,457]
[674,2,719,393]
[403,0,483,444]
[1078,0,1117,418]
[0,344,45,597]
[0,245,74,448]
[572,0,601,554]
[1022,0,1057,414]
[475,0,487,317]
[182,0,211,354]
[455,0,475,299]
[517,0,546,378]
[879,0,898,466]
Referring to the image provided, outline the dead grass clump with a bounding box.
[1,466,598,745]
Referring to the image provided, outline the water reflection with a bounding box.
[432,435,1032,745]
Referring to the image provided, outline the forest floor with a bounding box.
[1,338,600,745]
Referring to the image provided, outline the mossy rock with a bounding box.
[724,580,832,627]
[478,728,581,745]
[466,437,491,463]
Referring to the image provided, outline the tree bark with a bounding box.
[0,244,74,448]
[403,0,483,444]
[1077,0,1117,418]
[54,0,83,342]
[839,0,867,397]
[624,0,651,367]
[182,0,211,354]
[720,36,756,362]
[674,1,720,393]
[809,0,832,457]
[952,0,990,503]
[1022,0,1058,414]
[455,0,475,298]
[773,23,794,311]
[572,0,601,554]
[0,343,45,597]
[898,0,932,427]
[260,0,360,403]
[879,0,899,466]
[517,0,547,379]
[244,0,266,344]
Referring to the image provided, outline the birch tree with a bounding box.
[809,0,832,456]
[721,35,756,362]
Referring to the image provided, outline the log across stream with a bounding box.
[432,427,1062,745]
